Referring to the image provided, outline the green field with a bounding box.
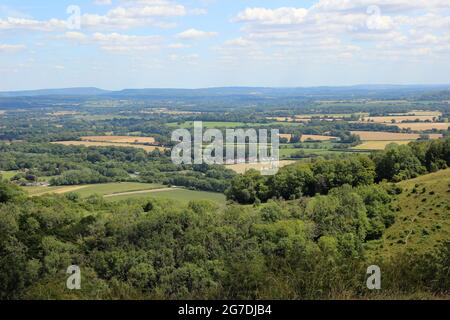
[106,188,226,204]
[24,182,165,197]
[0,171,19,180]
[367,169,450,257]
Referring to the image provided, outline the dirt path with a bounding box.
[104,187,180,198]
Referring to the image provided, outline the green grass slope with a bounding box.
[369,169,450,257]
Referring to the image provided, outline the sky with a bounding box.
[0,0,450,90]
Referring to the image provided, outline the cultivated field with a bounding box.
[278,134,338,142]
[301,134,338,142]
[361,115,437,123]
[353,141,411,150]
[81,135,156,144]
[226,160,297,174]
[387,122,450,131]
[24,182,166,197]
[51,141,166,152]
[351,131,443,141]
[106,188,226,204]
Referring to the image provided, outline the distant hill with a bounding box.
[2,84,450,99]
[0,87,110,97]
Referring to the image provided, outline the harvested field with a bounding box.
[51,141,166,152]
[361,115,437,123]
[81,136,156,144]
[351,131,443,141]
[226,160,297,174]
[386,122,450,131]
[353,141,411,150]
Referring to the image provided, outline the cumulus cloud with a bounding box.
[225,0,450,64]
[175,28,217,40]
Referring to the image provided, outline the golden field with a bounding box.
[361,115,437,123]
[351,131,443,141]
[387,122,450,131]
[51,141,166,152]
[81,136,156,144]
[226,160,297,174]
[353,141,412,150]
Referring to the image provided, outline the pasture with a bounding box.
[24,182,165,197]
[106,188,226,204]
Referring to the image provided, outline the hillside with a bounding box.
[369,169,450,257]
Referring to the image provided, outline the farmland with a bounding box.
[106,188,226,204]
[24,182,165,197]
[81,136,156,144]
[387,122,450,131]
[351,131,443,141]
[51,141,166,152]
[225,160,297,174]
[361,115,438,123]
[352,140,411,150]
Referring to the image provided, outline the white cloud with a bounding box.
[176,28,217,40]
[0,44,26,53]
[94,0,112,5]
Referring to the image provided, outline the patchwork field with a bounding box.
[387,122,450,131]
[351,131,443,141]
[51,141,166,152]
[81,136,156,144]
[368,169,450,257]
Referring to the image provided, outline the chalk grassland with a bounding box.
[81,136,156,144]
[51,141,167,152]
[368,169,450,257]
[225,160,297,174]
[387,122,450,131]
[24,182,165,197]
[361,115,437,123]
[0,170,19,180]
[351,131,443,141]
[353,141,412,150]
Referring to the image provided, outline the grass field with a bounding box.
[0,170,19,180]
[367,169,450,257]
[51,141,167,152]
[81,136,156,144]
[387,122,450,131]
[24,182,165,197]
[353,141,412,150]
[351,131,443,141]
[106,188,226,204]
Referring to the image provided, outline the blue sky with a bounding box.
[0,0,449,90]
